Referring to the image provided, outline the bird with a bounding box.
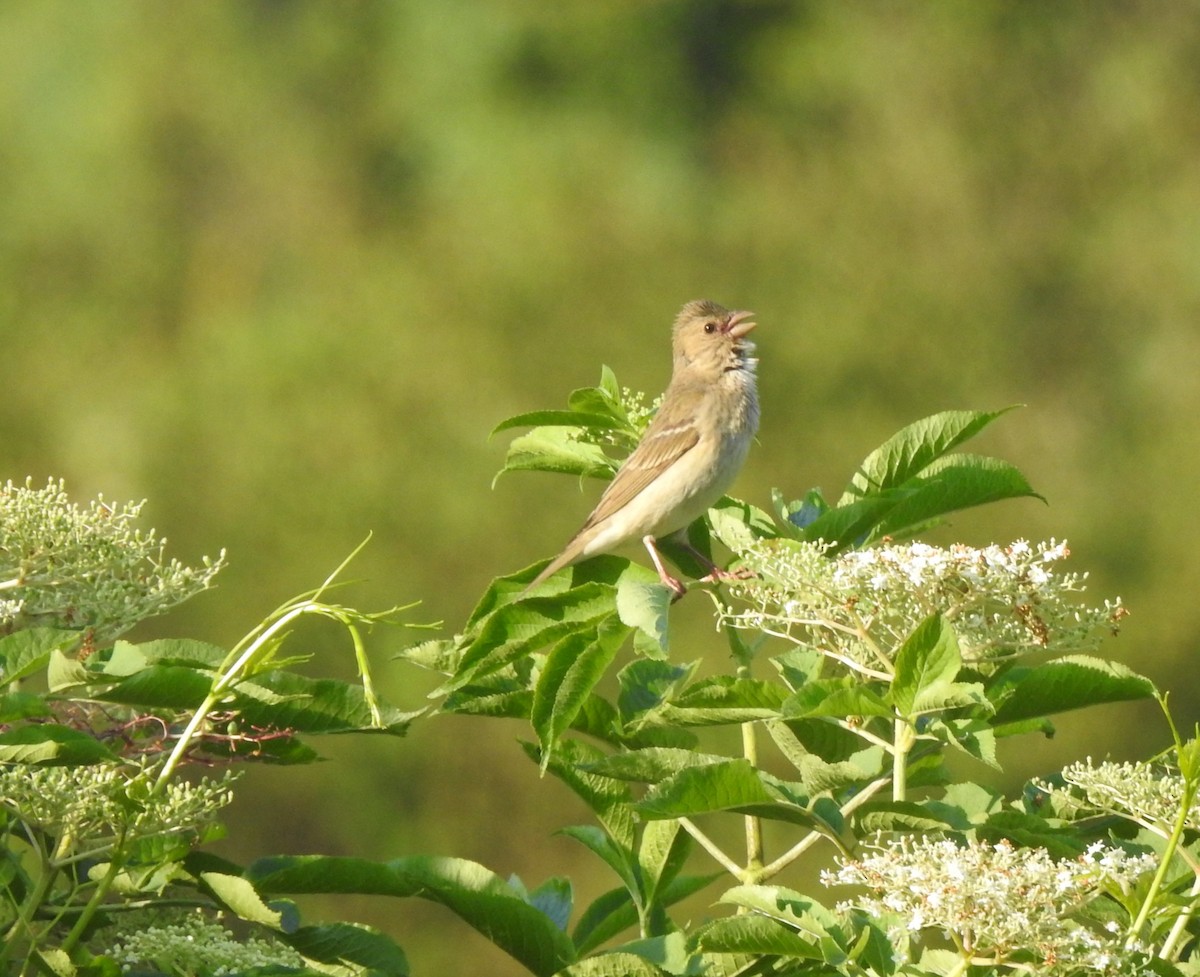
[523,299,759,599]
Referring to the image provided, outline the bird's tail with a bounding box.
[520,548,578,597]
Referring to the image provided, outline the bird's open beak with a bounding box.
[724,310,756,338]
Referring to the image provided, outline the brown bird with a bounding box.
[524,300,759,598]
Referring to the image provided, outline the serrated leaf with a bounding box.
[852,800,966,834]
[0,725,116,765]
[248,854,575,976]
[783,680,892,720]
[706,496,778,553]
[585,747,730,783]
[450,583,616,690]
[491,410,627,436]
[558,952,669,977]
[615,570,670,657]
[717,885,840,939]
[201,871,284,928]
[530,876,573,933]
[96,664,215,709]
[233,670,422,735]
[284,922,409,976]
[617,658,698,730]
[532,614,629,769]
[638,818,688,908]
[0,628,80,683]
[560,825,639,899]
[0,691,51,722]
[869,454,1043,542]
[991,655,1157,723]
[891,614,961,718]
[695,914,824,958]
[494,426,617,485]
[529,738,637,850]
[840,408,1019,503]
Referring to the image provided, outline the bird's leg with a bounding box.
[678,540,756,585]
[642,535,688,600]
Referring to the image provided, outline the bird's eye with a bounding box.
[703,322,717,334]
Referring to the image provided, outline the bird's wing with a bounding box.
[578,417,699,531]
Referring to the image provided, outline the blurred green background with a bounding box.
[4,2,1199,972]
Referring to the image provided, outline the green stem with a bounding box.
[154,600,314,792]
[59,851,124,953]
[741,720,764,875]
[678,817,744,879]
[893,717,915,803]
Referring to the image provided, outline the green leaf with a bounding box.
[200,871,285,928]
[635,760,833,833]
[47,649,89,691]
[637,818,688,909]
[930,717,999,768]
[97,664,214,709]
[567,384,625,423]
[636,759,776,818]
[840,408,1020,503]
[0,725,116,764]
[450,583,616,690]
[800,409,1039,551]
[766,721,886,792]
[103,637,229,672]
[890,613,962,718]
[977,811,1088,859]
[560,825,640,903]
[783,680,892,720]
[615,570,671,658]
[869,454,1042,541]
[0,691,51,722]
[991,655,1157,723]
[558,952,669,977]
[491,410,627,436]
[493,426,616,485]
[248,854,576,977]
[695,914,824,958]
[585,747,730,783]
[0,628,80,683]
[617,659,698,730]
[851,800,967,834]
[532,614,629,768]
[284,922,409,976]
[235,670,422,735]
[799,492,900,552]
[706,496,778,553]
[572,887,639,955]
[717,885,840,941]
[528,738,637,850]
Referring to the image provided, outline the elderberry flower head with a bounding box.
[0,478,225,645]
[0,763,236,863]
[823,836,1156,974]
[722,539,1125,671]
[105,910,302,975]
[1038,757,1197,832]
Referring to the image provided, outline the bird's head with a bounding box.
[671,300,757,376]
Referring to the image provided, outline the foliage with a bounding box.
[4,377,1199,976]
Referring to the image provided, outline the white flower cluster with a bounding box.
[0,764,236,862]
[105,910,302,974]
[1040,758,1195,832]
[0,477,225,645]
[723,538,1125,670]
[824,836,1157,974]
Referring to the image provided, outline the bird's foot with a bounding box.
[643,535,690,601]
